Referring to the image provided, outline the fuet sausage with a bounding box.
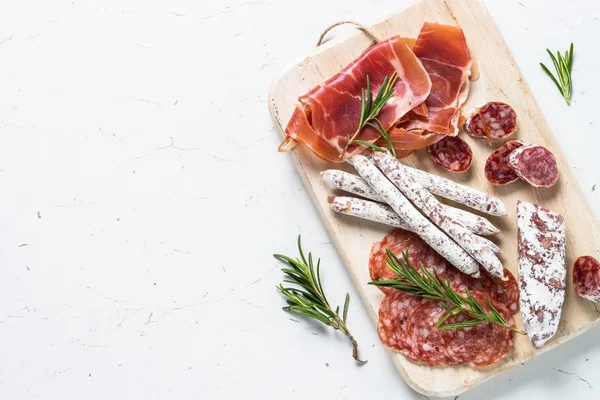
[327,195,500,254]
[350,155,480,277]
[398,164,507,216]
[373,151,504,279]
[321,169,500,236]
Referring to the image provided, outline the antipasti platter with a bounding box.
[268,0,600,396]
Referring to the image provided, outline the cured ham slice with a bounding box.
[394,23,472,146]
[282,36,432,163]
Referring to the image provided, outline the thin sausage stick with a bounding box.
[321,169,500,236]
[373,151,504,278]
[399,164,507,216]
[351,155,480,277]
[327,195,500,253]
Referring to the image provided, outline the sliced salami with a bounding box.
[466,270,520,314]
[509,144,559,188]
[404,302,450,365]
[440,292,514,366]
[377,290,422,354]
[463,102,518,140]
[427,136,473,173]
[573,256,600,303]
[484,140,525,185]
[369,229,520,312]
[517,201,566,348]
[378,289,513,367]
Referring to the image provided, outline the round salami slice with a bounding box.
[508,144,559,188]
[463,102,518,140]
[380,291,514,366]
[440,292,514,366]
[573,256,600,303]
[427,136,473,173]
[484,140,525,185]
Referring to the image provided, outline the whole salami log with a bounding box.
[509,144,559,188]
[573,256,600,303]
[369,229,519,312]
[351,154,480,277]
[427,136,473,173]
[517,201,566,348]
[463,102,517,140]
[484,140,524,185]
[399,164,507,216]
[373,151,504,278]
[322,169,500,235]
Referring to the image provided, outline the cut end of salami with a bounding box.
[509,145,559,188]
[573,256,600,303]
[484,140,525,185]
[463,102,517,140]
[427,136,473,173]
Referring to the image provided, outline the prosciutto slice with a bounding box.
[391,23,472,149]
[282,36,432,163]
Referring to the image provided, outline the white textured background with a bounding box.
[0,0,599,399]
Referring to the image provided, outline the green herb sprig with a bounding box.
[369,249,525,334]
[540,43,574,105]
[342,72,398,157]
[274,236,366,364]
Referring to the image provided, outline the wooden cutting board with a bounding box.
[268,0,600,396]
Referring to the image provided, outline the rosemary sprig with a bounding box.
[342,72,398,157]
[540,43,574,105]
[274,236,366,364]
[368,249,525,334]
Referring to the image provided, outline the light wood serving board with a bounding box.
[268,0,600,396]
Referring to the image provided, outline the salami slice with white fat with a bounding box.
[377,288,514,366]
[399,164,507,216]
[368,229,519,312]
[463,102,517,140]
[439,292,514,366]
[377,290,420,354]
[427,136,473,173]
[351,155,480,277]
[573,256,600,303]
[517,201,566,348]
[322,169,499,236]
[373,151,504,278]
[484,140,524,185]
[509,144,559,188]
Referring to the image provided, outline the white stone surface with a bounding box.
[0,0,598,398]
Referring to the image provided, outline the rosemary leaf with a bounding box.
[367,250,525,335]
[342,71,399,157]
[541,43,574,105]
[275,236,367,364]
